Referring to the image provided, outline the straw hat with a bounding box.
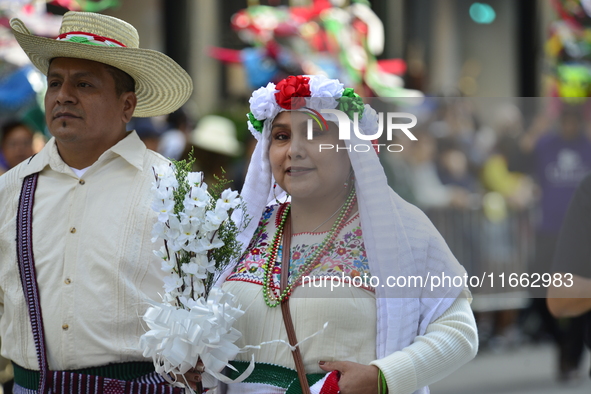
[191,115,243,157]
[10,11,193,117]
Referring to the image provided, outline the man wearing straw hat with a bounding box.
[0,11,193,393]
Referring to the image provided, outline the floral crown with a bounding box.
[247,75,377,139]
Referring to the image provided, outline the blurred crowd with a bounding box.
[379,97,591,382]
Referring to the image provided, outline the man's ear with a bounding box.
[121,92,137,123]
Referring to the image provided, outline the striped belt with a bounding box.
[13,362,156,390]
[228,361,326,394]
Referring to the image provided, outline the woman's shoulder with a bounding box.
[247,203,283,243]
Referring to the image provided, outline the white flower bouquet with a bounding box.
[139,156,252,391]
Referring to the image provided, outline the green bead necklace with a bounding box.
[262,188,357,308]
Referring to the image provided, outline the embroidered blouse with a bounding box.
[226,204,372,290]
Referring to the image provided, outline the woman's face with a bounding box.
[2,125,34,169]
[269,111,352,201]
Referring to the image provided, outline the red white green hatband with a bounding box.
[56,31,126,48]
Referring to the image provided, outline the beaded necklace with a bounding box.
[262,188,357,308]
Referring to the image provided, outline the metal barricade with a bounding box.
[426,207,535,312]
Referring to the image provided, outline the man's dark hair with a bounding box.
[105,65,136,96]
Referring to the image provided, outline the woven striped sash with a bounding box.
[16,173,184,394]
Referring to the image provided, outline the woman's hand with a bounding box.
[319,360,380,394]
[182,360,205,391]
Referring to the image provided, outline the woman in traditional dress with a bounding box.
[218,75,478,394]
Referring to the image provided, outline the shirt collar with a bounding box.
[19,131,146,178]
[108,131,145,171]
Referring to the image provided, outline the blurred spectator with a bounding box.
[481,104,534,210]
[0,119,34,175]
[513,103,591,381]
[430,99,485,171]
[437,138,479,192]
[188,115,243,188]
[408,133,471,209]
[158,108,191,160]
[129,117,160,152]
[477,105,534,351]
[547,173,591,380]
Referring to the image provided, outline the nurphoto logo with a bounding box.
[306,109,418,152]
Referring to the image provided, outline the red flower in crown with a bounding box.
[274,76,311,109]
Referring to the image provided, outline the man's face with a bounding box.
[45,57,135,147]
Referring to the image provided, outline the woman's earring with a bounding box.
[344,169,354,188]
[273,182,281,204]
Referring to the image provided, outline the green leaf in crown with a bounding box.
[248,112,265,133]
[337,88,365,121]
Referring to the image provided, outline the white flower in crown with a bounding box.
[308,74,344,110]
[359,104,380,136]
[249,82,280,120]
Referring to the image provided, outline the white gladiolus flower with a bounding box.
[166,215,182,239]
[185,186,210,209]
[151,222,167,243]
[154,245,168,259]
[161,259,176,272]
[178,217,201,246]
[181,262,200,276]
[153,164,179,189]
[204,206,229,229]
[151,183,173,200]
[205,257,218,273]
[163,274,183,293]
[152,198,175,223]
[187,172,204,186]
[217,189,241,210]
[184,205,206,220]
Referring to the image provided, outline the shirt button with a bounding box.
[79,179,85,185]
[64,278,71,285]
[62,324,69,330]
[70,227,76,234]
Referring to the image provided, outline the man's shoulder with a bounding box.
[0,159,35,220]
[142,149,171,168]
[0,158,33,191]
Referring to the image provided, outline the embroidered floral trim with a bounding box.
[227,205,372,289]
